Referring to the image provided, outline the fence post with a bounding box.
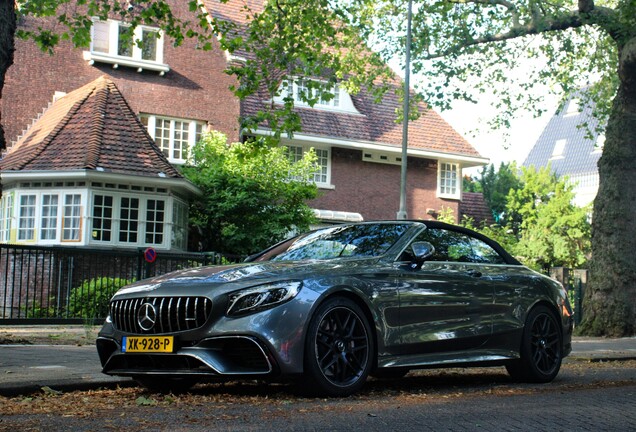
[573,269,588,326]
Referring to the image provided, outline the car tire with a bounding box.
[134,376,198,393]
[303,296,374,397]
[506,305,563,383]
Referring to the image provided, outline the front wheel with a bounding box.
[303,297,374,397]
[506,305,563,383]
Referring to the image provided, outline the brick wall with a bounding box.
[310,147,459,221]
[2,0,240,147]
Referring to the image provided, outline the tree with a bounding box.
[477,162,523,225]
[181,132,318,255]
[0,0,17,150]
[507,166,591,271]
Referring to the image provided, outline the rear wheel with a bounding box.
[506,305,563,383]
[303,297,373,397]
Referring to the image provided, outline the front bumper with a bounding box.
[97,334,277,378]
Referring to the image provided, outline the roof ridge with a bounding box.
[83,79,109,169]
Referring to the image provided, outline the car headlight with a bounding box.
[227,281,302,316]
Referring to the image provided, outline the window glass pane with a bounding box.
[295,79,309,102]
[173,121,189,160]
[119,197,139,243]
[141,29,158,61]
[171,201,188,250]
[195,123,203,145]
[314,148,329,183]
[145,199,165,244]
[92,21,110,53]
[117,25,133,57]
[155,118,171,157]
[0,194,13,242]
[287,145,304,164]
[40,194,59,240]
[63,194,82,241]
[18,195,36,241]
[440,163,458,195]
[92,195,113,242]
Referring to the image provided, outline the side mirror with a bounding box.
[409,241,435,270]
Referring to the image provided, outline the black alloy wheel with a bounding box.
[304,297,373,396]
[507,305,563,383]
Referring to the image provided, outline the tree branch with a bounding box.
[448,0,521,27]
[422,12,584,59]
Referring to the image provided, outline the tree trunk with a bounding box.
[0,0,17,151]
[580,36,636,337]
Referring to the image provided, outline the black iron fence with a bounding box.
[550,267,588,326]
[0,244,242,324]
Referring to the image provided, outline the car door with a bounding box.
[396,227,502,355]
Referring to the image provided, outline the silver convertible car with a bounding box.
[96,221,573,396]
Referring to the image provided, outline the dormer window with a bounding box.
[274,78,361,114]
[83,19,169,75]
[564,98,580,117]
[551,139,567,159]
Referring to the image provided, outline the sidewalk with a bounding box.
[1,326,635,397]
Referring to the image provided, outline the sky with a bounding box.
[437,93,561,175]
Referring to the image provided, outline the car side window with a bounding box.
[403,228,506,264]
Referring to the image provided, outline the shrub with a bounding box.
[68,277,133,319]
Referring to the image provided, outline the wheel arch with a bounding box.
[307,286,380,367]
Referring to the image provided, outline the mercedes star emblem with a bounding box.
[137,302,157,331]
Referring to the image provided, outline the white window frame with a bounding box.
[13,191,85,244]
[286,145,332,188]
[84,18,169,74]
[17,194,37,242]
[274,78,361,114]
[0,193,13,243]
[437,161,461,199]
[40,194,59,242]
[62,194,83,242]
[90,192,169,248]
[141,114,205,164]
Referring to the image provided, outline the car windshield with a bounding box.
[263,223,412,262]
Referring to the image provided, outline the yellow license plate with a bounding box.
[122,336,174,353]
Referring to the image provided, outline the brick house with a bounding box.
[0,0,487,251]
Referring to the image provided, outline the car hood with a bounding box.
[112,257,383,299]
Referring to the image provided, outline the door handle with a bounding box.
[467,269,482,278]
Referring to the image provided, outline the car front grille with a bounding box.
[110,296,212,334]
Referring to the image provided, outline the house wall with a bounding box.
[310,147,459,221]
[2,1,240,148]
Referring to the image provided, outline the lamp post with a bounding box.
[397,0,413,220]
